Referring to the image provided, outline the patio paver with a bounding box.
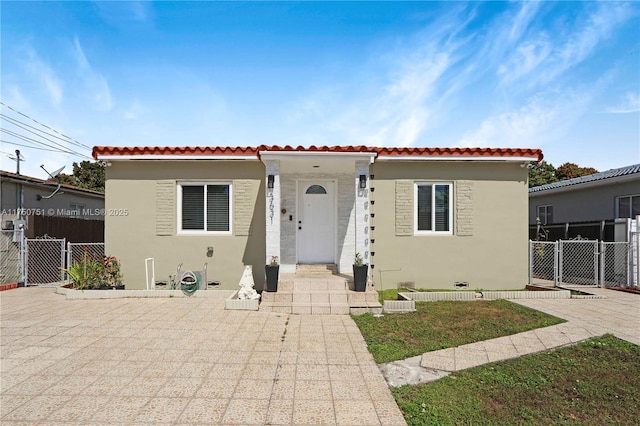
[0,287,406,425]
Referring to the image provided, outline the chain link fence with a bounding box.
[529,241,557,285]
[600,242,630,287]
[26,238,66,286]
[530,239,637,288]
[67,242,105,268]
[0,228,26,284]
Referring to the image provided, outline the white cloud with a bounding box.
[93,1,154,28]
[606,92,640,114]
[72,37,114,111]
[508,1,543,42]
[286,9,473,148]
[2,86,29,111]
[496,2,633,90]
[457,90,591,148]
[24,47,64,107]
[498,37,551,85]
[539,3,631,85]
[122,99,148,120]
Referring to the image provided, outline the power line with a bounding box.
[0,101,92,150]
[1,116,91,158]
[0,139,71,154]
[0,113,90,151]
[1,128,92,159]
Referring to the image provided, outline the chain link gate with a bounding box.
[559,240,599,287]
[26,238,66,286]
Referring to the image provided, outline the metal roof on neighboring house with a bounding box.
[529,164,640,193]
[92,145,544,161]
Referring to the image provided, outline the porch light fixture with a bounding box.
[359,174,366,189]
[267,175,275,189]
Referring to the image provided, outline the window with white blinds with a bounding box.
[179,183,231,233]
[415,182,452,234]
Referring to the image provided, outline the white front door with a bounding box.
[297,181,335,263]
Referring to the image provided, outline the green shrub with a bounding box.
[62,250,123,289]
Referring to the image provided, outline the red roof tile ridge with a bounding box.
[93,145,542,161]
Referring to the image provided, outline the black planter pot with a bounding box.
[265,265,279,292]
[353,264,368,292]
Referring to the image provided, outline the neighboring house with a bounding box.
[529,164,640,225]
[93,145,542,291]
[0,170,105,220]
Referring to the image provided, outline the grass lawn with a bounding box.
[352,299,565,364]
[392,334,640,425]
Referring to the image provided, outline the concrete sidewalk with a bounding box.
[1,287,406,425]
[412,287,639,380]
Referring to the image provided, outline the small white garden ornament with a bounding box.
[238,265,261,300]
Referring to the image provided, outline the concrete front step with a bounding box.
[277,280,348,292]
[295,263,338,275]
[259,270,381,315]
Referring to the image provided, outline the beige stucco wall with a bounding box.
[529,178,640,224]
[105,161,265,290]
[370,161,529,290]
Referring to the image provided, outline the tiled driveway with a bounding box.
[1,288,406,425]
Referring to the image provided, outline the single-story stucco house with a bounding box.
[92,145,542,291]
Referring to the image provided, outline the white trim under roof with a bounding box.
[96,155,258,161]
[376,155,540,162]
[259,151,377,164]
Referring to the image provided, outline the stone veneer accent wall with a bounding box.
[156,180,176,236]
[233,180,253,236]
[395,180,413,236]
[455,180,473,236]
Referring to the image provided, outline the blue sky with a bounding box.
[1,1,639,178]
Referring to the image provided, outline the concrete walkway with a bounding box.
[1,287,406,425]
[382,287,639,386]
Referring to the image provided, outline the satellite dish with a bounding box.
[50,166,65,178]
[40,164,66,179]
[37,164,66,200]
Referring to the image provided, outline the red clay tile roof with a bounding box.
[93,145,543,161]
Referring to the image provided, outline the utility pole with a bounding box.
[15,150,25,219]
